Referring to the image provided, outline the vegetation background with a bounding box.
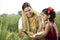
[0,12,60,40]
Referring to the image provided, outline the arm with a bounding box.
[27,32,35,36]
[33,23,51,39]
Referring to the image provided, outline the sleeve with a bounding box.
[18,17,22,29]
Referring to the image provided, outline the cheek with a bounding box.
[24,12,29,16]
[25,11,29,14]
[24,12,32,17]
[24,12,27,15]
[42,15,47,20]
[44,16,48,21]
[42,15,45,19]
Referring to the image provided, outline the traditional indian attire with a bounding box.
[46,22,58,40]
[22,9,42,34]
[40,21,58,40]
[18,9,43,40]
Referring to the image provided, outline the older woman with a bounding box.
[18,2,43,40]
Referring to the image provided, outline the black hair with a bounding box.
[42,7,56,23]
[22,2,31,10]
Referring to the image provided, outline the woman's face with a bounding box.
[23,7,33,18]
[41,12,48,21]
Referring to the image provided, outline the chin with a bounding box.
[28,15,32,18]
[26,15,30,17]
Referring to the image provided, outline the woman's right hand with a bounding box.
[27,32,34,36]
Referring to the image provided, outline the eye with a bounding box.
[28,9,30,11]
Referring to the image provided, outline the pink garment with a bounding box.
[46,22,58,40]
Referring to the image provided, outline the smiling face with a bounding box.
[23,7,33,18]
[41,12,50,21]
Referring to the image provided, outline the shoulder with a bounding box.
[45,22,51,30]
[19,17,22,22]
[18,17,22,24]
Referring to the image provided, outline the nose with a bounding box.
[26,11,30,14]
[25,11,30,15]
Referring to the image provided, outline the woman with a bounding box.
[18,2,42,40]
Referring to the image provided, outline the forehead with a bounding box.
[41,12,44,15]
[41,12,47,15]
[24,7,31,11]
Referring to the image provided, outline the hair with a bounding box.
[22,2,31,10]
[42,7,56,23]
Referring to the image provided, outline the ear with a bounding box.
[48,15,50,19]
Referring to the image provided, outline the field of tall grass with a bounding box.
[0,13,60,40]
[0,15,21,40]
[56,13,60,33]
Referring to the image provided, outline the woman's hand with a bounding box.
[30,31,43,39]
[27,32,34,36]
